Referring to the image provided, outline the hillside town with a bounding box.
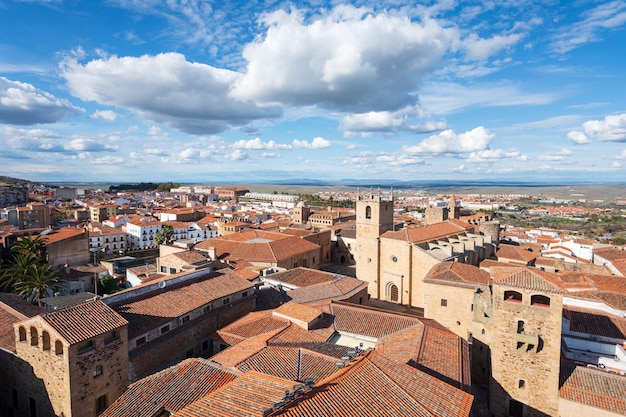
[1,182,625,417]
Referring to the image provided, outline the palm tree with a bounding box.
[0,252,39,291]
[11,234,47,262]
[14,263,62,304]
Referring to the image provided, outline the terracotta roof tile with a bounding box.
[40,299,127,345]
[559,363,626,415]
[492,267,565,294]
[425,261,490,286]
[382,220,475,244]
[563,306,626,339]
[101,359,237,417]
[273,302,322,324]
[331,302,422,338]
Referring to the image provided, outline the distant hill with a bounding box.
[0,175,36,187]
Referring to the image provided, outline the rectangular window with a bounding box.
[104,330,118,345]
[202,340,209,352]
[440,299,448,307]
[204,305,211,313]
[223,298,230,305]
[242,291,248,298]
[161,325,170,334]
[96,395,108,414]
[93,365,103,378]
[161,266,167,273]
[136,336,146,347]
[182,315,190,323]
[77,340,94,355]
[470,304,474,312]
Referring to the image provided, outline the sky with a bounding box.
[1,0,626,184]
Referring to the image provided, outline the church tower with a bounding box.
[355,189,394,299]
[489,268,563,417]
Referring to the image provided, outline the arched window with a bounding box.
[30,327,38,346]
[19,326,26,342]
[504,290,523,303]
[42,331,51,351]
[365,206,372,219]
[519,380,525,389]
[531,294,551,307]
[517,320,525,334]
[55,340,63,355]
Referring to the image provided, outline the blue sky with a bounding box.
[1,0,626,184]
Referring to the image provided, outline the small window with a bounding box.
[242,291,248,298]
[531,294,551,307]
[161,266,167,273]
[204,305,211,313]
[30,327,38,346]
[104,330,118,345]
[136,337,146,347]
[223,298,230,305]
[517,320,525,334]
[365,206,372,219]
[96,395,108,414]
[504,290,523,303]
[391,256,398,262]
[470,304,474,312]
[42,331,50,351]
[440,299,448,307]
[77,340,94,354]
[182,315,190,323]
[202,340,209,352]
[94,365,103,378]
[161,325,170,334]
[518,379,525,389]
[19,326,26,342]
[55,340,63,355]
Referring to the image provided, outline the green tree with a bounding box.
[98,275,121,295]
[155,225,175,245]
[13,263,62,304]
[11,234,47,262]
[0,252,39,291]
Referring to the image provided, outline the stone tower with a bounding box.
[355,189,394,299]
[292,201,311,225]
[489,268,563,417]
[448,195,460,219]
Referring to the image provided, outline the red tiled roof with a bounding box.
[101,358,237,417]
[271,352,473,417]
[267,267,336,287]
[41,227,86,245]
[331,302,422,339]
[382,220,475,244]
[492,267,565,294]
[40,299,127,345]
[425,261,490,286]
[273,302,321,324]
[108,270,253,338]
[496,244,538,263]
[559,363,626,415]
[174,371,296,417]
[0,293,42,352]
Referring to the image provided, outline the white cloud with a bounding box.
[403,126,494,154]
[292,137,332,149]
[551,1,626,54]
[232,138,292,150]
[567,131,591,144]
[90,110,119,121]
[340,111,405,133]
[463,33,523,61]
[538,148,573,161]
[581,113,626,142]
[60,52,281,135]
[616,149,626,160]
[229,149,248,161]
[0,76,83,125]
[376,154,425,166]
[231,6,457,112]
[466,148,521,163]
[420,81,563,114]
[261,152,281,158]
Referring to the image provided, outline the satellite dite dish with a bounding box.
[158,281,166,289]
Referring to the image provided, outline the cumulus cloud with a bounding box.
[567,131,591,144]
[0,77,83,125]
[403,126,494,154]
[229,149,248,161]
[231,6,457,113]
[90,110,119,121]
[292,137,331,149]
[60,52,281,135]
[581,113,626,142]
[232,138,292,150]
[376,153,425,166]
